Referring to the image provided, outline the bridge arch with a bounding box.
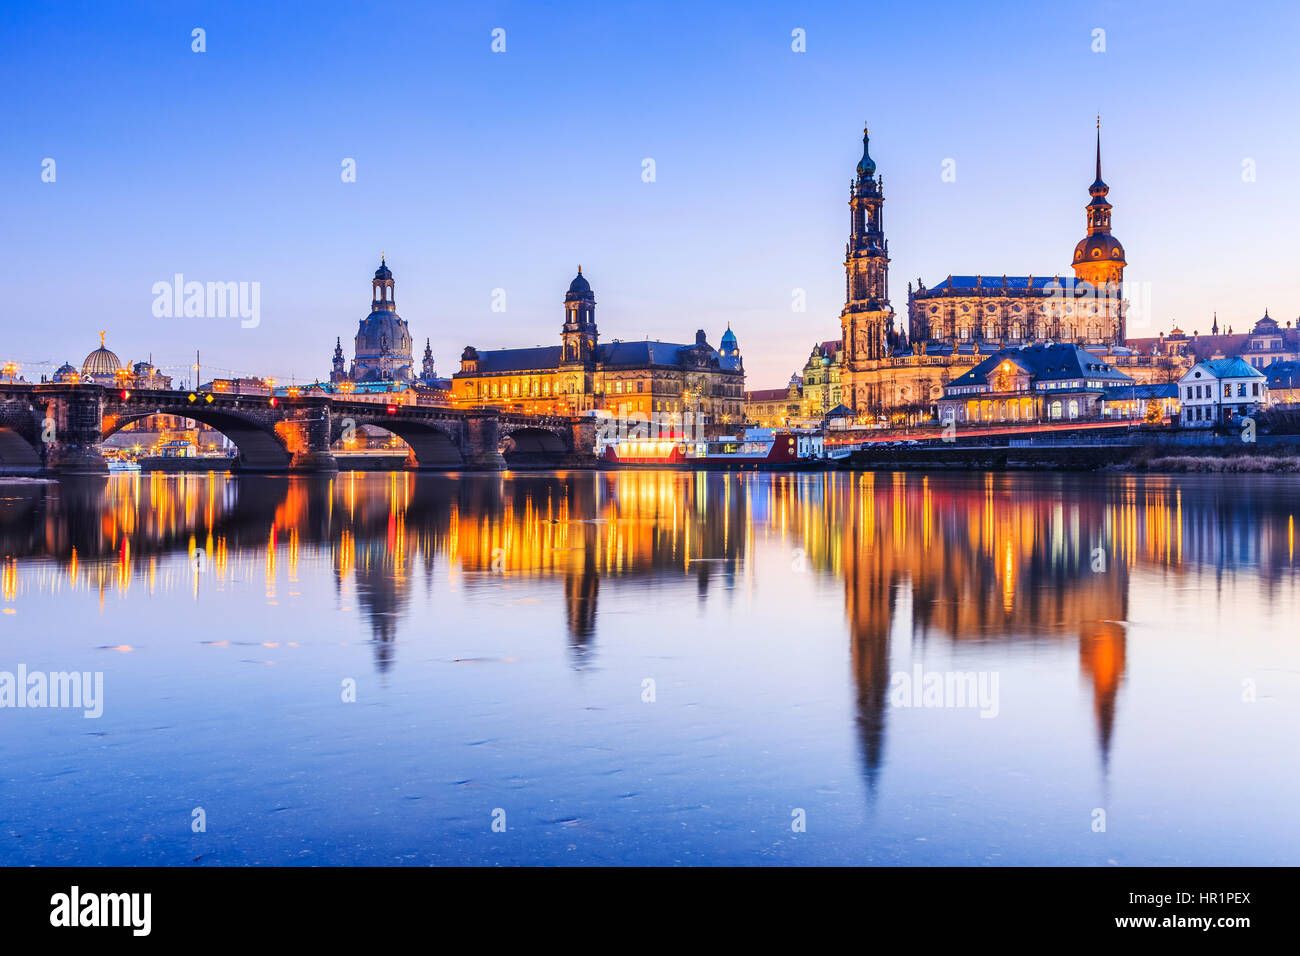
[498,423,572,468]
[330,415,465,469]
[0,396,45,473]
[102,406,293,471]
[0,427,43,472]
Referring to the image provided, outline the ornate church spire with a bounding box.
[841,123,894,401]
[330,336,347,383]
[1072,118,1127,343]
[421,338,437,382]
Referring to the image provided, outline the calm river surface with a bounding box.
[1,470,1297,866]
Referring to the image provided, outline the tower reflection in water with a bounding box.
[1,469,1295,787]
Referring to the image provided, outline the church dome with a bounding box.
[1073,234,1125,265]
[81,342,123,381]
[53,362,80,383]
[720,325,738,352]
[374,258,392,279]
[567,267,591,296]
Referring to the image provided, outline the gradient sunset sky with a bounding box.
[3,0,1298,389]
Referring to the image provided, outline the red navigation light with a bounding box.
[386,404,397,415]
[268,396,278,407]
[120,390,130,400]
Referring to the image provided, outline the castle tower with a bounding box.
[560,266,598,365]
[840,126,894,411]
[1072,119,1127,343]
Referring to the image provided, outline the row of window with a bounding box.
[468,376,739,400]
[1185,404,1253,421]
[953,398,1083,421]
[1185,382,1261,400]
[955,323,1110,340]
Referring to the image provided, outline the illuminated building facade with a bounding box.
[803,123,1138,421]
[937,342,1134,424]
[452,269,745,424]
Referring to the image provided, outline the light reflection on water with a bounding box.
[0,470,1297,865]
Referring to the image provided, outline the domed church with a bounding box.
[331,257,416,383]
[80,332,125,384]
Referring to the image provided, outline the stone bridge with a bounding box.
[0,383,599,475]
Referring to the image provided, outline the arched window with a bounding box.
[1050,400,1063,420]
[1068,400,1079,419]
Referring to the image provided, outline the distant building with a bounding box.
[80,332,126,385]
[1099,382,1180,421]
[1177,359,1267,427]
[1128,310,1300,376]
[452,268,744,424]
[202,377,271,396]
[1264,360,1300,405]
[799,341,845,416]
[63,335,172,388]
[938,343,1134,424]
[744,375,802,425]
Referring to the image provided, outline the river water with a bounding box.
[1,470,1296,865]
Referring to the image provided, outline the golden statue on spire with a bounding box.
[99,330,107,347]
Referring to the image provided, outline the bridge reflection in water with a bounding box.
[3,469,1297,798]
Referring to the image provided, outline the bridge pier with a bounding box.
[463,411,507,471]
[270,403,339,473]
[566,418,599,468]
[42,387,108,475]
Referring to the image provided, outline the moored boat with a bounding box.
[602,428,825,470]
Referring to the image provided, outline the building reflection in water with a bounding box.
[1,469,1295,783]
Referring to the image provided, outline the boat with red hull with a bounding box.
[601,428,825,470]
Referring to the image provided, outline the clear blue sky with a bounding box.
[3,0,1297,389]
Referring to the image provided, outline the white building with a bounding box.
[1177,358,1267,428]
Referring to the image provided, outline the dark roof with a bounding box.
[597,341,692,367]
[1265,361,1300,388]
[463,339,728,375]
[946,343,1134,389]
[745,387,793,402]
[916,275,1083,296]
[1100,383,1179,401]
[471,346,564,373]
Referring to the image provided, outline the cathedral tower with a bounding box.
[840,126,895,411]
[1072,120,1126,343]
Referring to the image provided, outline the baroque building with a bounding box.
[937,342,1134,425]
[907,122,1126,353]
[327,258,444,388]
[796,122,1135,422]
[329,258,415,384]
[451,269,745,424]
